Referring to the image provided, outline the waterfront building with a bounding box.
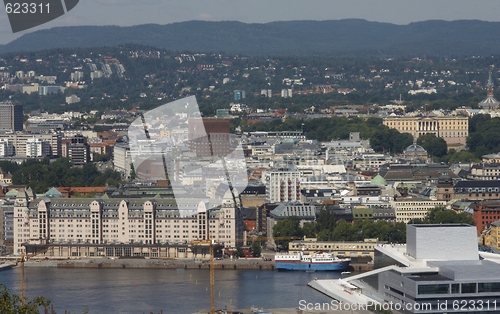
[289,238,382,259]
[13,191,244,256]
[383,116,468,145]
[309,224,500,314]
[266,202,316,250]
[0,101,23,131]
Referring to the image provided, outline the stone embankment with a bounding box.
[19,258,374,271]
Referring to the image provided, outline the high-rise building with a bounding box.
[0,101,23,131]
[263,166,301,203]
[26,137,50,158]
[68,134,90,165]
[188,118,231,157]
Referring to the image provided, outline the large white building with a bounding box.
[391,197,447,223]
[0,139,13,157]
[113,143,132,179]
[263,166,301,203]
[13,191,244,256]
[26,137,50,158]
[0,133,61,157]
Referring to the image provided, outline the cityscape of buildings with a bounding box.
[2,39,500,313]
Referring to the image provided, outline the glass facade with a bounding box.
[478,282,500,293]
[418,284,450,295]
[461,283,477,294]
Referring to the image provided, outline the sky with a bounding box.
[2,0,500,44]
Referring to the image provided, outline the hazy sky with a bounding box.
[2,0,500,44]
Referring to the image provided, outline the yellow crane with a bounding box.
[203,234,300,313]
[15,246,51,305]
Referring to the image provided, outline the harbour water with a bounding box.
[0,267,338,313]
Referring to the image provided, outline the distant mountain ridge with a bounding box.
[2,19,500,57]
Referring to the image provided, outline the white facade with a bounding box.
[392,198,447,223]
[26,137,50,158]
[263,167,301,203]
[13,196,243,255]
[0,133,60,157]
[113,143,132,179]
[0,139,13,157]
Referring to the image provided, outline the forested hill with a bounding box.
[3,19,500,57]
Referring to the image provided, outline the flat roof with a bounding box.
[410,224,473,228]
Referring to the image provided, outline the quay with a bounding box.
[15,258,374,271]
[195,308,372,314]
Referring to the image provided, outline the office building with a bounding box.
[0,101,23,131]
[113,142,132,179]
[25,137,51,158]
[68,134,90,165]
[0,133,61,157]
[188,118,231,158]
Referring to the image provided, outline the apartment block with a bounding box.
[13,193,243,256]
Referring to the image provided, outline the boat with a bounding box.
[274,251,350,271]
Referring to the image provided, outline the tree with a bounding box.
[272,216,304,250]
[412,206,475,225]
[0,284,50,314]
[301,222,316,238]
[235,247,244,258]
[417,133,447,157]
[251,241,262,257]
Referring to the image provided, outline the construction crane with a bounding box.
[15,252,26,305]
[204,233,300,313]
[15,246,51,306]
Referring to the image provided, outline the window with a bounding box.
[418,284,449,295]
[461,283,476,294]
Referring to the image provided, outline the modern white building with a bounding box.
[0,133,60,157]
[26,137,50,158]
[0,139,13,157]
[263,166,301,203]
[391,197,447,223]
[113,143,132,179]
[309,224,500,313]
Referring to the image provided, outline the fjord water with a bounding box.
[1,268,336,313]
